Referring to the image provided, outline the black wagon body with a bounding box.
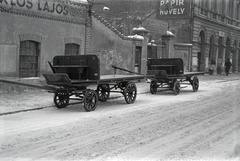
[147,58,205,95]
[43,55,151,112]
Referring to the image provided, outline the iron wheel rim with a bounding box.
[150,81,157,94]
[124,82,137,104]
[97,84,110,102]
[192,77,199,92]
[54,92,69,108]
[83,90,98,112]
[173,81,180,95]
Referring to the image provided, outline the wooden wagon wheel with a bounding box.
[97,84,110,102]
[124,82,137,104]
[192,76,199,92]
[173,80,180,95]
[150,81,157,94]
[54,91,69,109]
[83,89,98,112]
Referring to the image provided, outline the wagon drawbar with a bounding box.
[147,58,205,95]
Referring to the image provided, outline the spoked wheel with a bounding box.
[54,91,69,109]
[83,89,98,112]
[124,82,137,104]
[150,81,157,94]
[173,80,180,95]
[97,84,110,102]
[192,76,199,92]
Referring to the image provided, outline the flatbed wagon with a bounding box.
[147,58,205,95]
[0,55,152,112]
[40,55,152,111]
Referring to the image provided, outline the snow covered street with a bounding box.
[0,75,240,161]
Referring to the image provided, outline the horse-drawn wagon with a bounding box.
[1,55,152,112]
[147,58,205,95]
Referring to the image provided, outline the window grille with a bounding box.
[19,41,40,78]
[65,43,80,55]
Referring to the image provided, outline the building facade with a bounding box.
[0,0,146,84]
[191,0,240,73]
[0,0,88,78]
[95,0,240,73]
[158,0,240,73]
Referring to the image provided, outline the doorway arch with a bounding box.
[198,30,206,71]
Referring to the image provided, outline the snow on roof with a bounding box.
[132,27,147,32]
[126,34,144,40]
[147,42,157,46]
[167,30,174,36]
[70,0,88,4]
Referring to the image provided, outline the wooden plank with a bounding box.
[150,65,175,67]
[53,65,89,68]
[70,74,154,85]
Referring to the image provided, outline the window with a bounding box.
[19,41,40,78]
[65,43,80,55]
[135,47,142,73]
[236,1,240,20]
[228,0,234,18]
[211,0,217,11]
[221,0,225,14]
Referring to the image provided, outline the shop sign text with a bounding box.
[158,0,189,19]
[0,0,86,18]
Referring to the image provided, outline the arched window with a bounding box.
[65,43,80,55]
[19,40,40,78]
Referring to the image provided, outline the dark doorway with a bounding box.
[19,40,40,78]
[225,37,231,60]
[199,30,205,71]
[135,46,142,73]
[197,52,201,72]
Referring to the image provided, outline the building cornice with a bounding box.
[193,13,240,32]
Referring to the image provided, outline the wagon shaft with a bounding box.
[0,79,54,91]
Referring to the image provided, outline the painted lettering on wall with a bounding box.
[0,0,86,18]
[158,0,189,19]
[0,0,33,9]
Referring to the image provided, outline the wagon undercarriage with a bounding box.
[149,76,200,95]
[147,58,204,95]
[50,80,138,112]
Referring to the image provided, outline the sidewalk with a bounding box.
[0,73,240,115]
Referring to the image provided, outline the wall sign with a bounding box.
[219,31,226,37]
[157,0,189,19]
[0,0,87,19]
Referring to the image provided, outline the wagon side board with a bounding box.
[52,55,100,81]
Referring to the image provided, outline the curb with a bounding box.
[0,91,150,116]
